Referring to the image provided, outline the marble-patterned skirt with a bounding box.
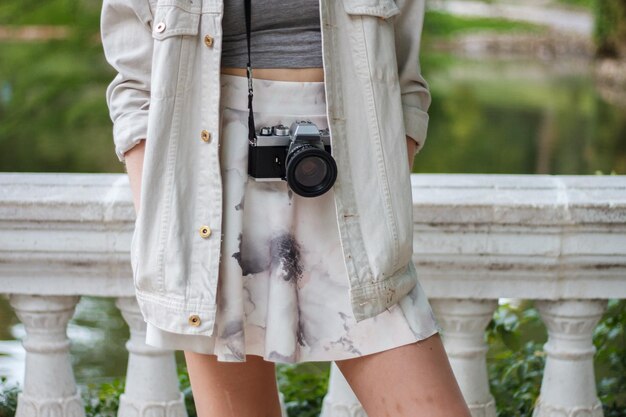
[144,73,442,363]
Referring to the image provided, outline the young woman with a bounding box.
[101,0,472,416]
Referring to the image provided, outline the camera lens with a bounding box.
[286,144,337,198]
[295,156,327,187]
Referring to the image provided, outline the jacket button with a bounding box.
[188,314,201,326]
[199,225,211,238]
[155,22,166,33]
[204,34,214,47]
[201,130,211,142]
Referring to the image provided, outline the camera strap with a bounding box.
[244,0,256,144]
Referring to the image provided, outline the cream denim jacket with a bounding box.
[101,0,431,336]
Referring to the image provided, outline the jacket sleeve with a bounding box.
[392,0,432,154]
[100,0,154,163]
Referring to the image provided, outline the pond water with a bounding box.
[418,53,625,175]
[1,52,624,386]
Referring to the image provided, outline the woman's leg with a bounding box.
[184,351,283,417]
[334,332,472,417]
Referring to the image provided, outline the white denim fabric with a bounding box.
[144,73,441,362]
[100,0,433,338]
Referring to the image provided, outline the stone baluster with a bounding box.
[431,298,499,417]
[8,294,85,417]
[278,391,288,417]
[320,362,366,417]
[115,297,187,417]
[532,299,608,417]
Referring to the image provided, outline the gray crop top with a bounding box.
[220,1,323,68]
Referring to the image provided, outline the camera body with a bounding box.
[248,120,337,197]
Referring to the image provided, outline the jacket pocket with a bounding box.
[152,0,201,39]
[150,0,201,98]
[340,0,401,73]
[341,0,401,19]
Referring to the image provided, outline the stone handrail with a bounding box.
[1,172,624,417]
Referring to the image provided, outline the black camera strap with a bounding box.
[244,0,256,144]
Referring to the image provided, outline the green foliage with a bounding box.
[593,0,626,58]
[0,0,98,26]
[276,363,330,417]
[485,300,626,417]
[423,10,544,40]
[82,379,124,417]
[419,53,626,175]
[0,377,19,417]
[593,299,626,416]
[177,362,197,417]
[489,340,546,417]
[557,0,595,9]
[486,303,546,417]
[0,0,121,173]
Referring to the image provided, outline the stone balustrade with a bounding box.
[1,172,624,417]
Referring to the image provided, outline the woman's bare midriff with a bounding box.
[220,66,324,82]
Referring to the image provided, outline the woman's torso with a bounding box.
[220,0,324,82]
[220,67,324,82]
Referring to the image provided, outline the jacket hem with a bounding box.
[350,260,419,323]
[135,288,218,336]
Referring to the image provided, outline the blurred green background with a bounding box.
[0,0,625,413]
[0,0,624,174]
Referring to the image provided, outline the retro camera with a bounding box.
[248,120,337,198]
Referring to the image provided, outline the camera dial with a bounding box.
[273,125,290,136]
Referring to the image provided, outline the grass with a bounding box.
[556,0,595,10]
[423,9,546,39]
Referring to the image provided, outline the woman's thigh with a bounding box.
[184,351,283,417]
[334,332,472,417]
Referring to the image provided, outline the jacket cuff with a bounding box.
[403,105,430,154]
[113,111,149,163]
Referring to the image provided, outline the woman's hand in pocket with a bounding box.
[124,139,146,216]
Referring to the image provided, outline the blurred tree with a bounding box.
[594,0,626,58]
[0,0,123,173]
